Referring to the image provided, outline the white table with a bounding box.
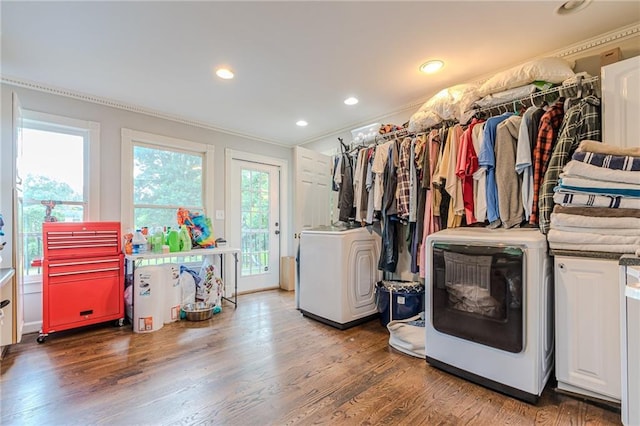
[125,247,241,307]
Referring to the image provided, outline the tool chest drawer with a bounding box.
[43,222,121,259]
[46,277,122,329]
[44,257,122,285]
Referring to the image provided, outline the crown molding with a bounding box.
[0,75,289,148]
[550,22,639,59]
[469,22,640,86]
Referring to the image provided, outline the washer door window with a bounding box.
[431,243,524,353]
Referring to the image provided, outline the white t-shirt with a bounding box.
[371,141,393,211]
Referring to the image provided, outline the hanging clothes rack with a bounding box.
[350,124,440,146]
[341,75,599,151]
[476,76,600,116]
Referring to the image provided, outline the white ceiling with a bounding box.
[2,1,639,146]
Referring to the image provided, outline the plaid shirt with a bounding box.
[530,101,564,225]
[396,137,413,219]
[539,95,602,233]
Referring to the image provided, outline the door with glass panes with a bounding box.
[229,159,280,293]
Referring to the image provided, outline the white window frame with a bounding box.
[22,110,101,221]
[21,110,100,286]
[120,128,214,232]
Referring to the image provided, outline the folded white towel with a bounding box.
[549,242,639,254]
[563,160,640,185]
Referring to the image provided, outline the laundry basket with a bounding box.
[375,281,424,327]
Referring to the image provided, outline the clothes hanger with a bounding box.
[338,137,348,155]
[564,75,584,111]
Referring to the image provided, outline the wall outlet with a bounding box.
[215,210,225,220]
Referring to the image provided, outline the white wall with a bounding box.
[0,84,295,257]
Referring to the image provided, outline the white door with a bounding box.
[228,159,280,293]
[293,146,332,308]
[602,56,640,149]
[12,92,25,344]
[293,146,332,238]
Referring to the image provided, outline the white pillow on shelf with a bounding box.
[418,83,480,121]
[478,57,575,97]
[408,109,442,133]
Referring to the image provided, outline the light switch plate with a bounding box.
[215,210,225,220]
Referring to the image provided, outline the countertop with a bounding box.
[550,249,623,260]
[550,250,640,266]
[619,254,640,267]
[0,268,15,289]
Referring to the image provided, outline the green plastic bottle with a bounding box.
[152,227,164,253]
[167,228,180,253]
[179,225,192,251]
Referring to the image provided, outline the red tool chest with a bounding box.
[38,221,124,343]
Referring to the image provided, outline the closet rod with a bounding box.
[352,125,438,145]
[476,75,599,115]
[349,75,599,147]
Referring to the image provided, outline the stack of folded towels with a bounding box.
[548,140,640,254]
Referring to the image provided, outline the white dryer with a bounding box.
[299,226,381,329]
[425,228,553,403]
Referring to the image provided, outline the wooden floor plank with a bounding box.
[0,290,620,425]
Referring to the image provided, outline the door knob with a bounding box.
[275,230,280,235]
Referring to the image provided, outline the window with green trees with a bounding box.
[133,144,204,231]
[19,115,98,278]
[121,129,214,243]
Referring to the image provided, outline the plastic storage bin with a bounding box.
[376,281,425,327]
[132,265,165,333]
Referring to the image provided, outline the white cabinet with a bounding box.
[602,56,640,149]
[620,260,640,426]
[0,269,16,352]
[554,256,621,402]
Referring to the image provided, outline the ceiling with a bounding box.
[2,1,639,147]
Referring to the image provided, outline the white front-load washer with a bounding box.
[299,226,381,329]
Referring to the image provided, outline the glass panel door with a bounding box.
[241,168,271,276]
[229,159,280,293]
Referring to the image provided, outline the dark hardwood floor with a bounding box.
[1,290,620,425]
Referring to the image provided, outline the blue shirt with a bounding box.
[478,113,513,223]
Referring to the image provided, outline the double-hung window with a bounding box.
[20,111,100,279]
[120,129,214,236]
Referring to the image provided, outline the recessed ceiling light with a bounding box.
[555,0,592,15]
[344,97,359,106]
[296,120,308,127]
[419,60,444,74]
[215,68,234,79]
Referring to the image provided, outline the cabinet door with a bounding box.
[555,256,621,400]
[602,56,640,150]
